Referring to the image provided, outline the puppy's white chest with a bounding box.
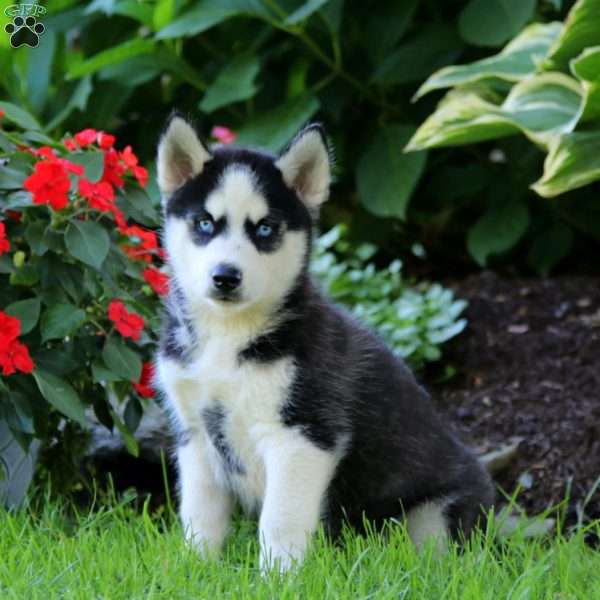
[166,341,295,513]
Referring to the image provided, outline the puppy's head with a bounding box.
[157,114,331,315]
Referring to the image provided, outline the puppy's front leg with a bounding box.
[178,432,234,557]
[259,434,338,572]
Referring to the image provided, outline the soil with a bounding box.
[429,271,600,526]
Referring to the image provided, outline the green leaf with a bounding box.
[545,0,600,69]
[108,407,139,457]
[153,0,176,30]
[458,0,537,47]
[528,223,573,275]
[414,23,563,100]
[40,304,86,342]
[532,131,600,197]
[9,265,39,287]
[68,151,104,182]
[116,189,160,227]
[407,74,583,151]
[235,94,320,152]
[199,54,261,113]
[67,39,155,79]
[4,298,40,335]
[467,200,529,266]
[156,0,273,39]
[570,46,600,121]
[33,370,86,426]
[372,23,463,85]
[357,125,427,220]
[0,102,41,130]
[364,0,419,63]
[285,0,329,25]
[26,32,56,115]
[24,222,48,256]
[45,77,93,131]
[65,221,110,270]
[0,167,27,190]
[92,361,122,383]
[102,337,142,382]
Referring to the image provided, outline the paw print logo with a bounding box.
[5,15,45,48]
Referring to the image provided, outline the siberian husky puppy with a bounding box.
[154,114,493,571]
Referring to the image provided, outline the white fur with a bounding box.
[276,128,330,209]
[405,500,449,552]
[157,117,212,196]
[164,167,307,323]
[157,164,339,571]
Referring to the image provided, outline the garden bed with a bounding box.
[431,271,600,524]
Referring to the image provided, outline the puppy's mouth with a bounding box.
[209,290,243,304]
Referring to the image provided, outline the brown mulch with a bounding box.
[430,271,600,524]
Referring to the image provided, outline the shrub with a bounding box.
[3,0,595,275]
[312,225,467,367]
[407,0,600,273]
[0,117,163,464]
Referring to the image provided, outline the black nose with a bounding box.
[211,264,242,292]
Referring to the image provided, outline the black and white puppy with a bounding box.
[155,115,494,571]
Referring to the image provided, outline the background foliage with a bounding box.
[2,0,600,489]
[1,0,598,277]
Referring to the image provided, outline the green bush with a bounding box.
[312,225,467,367]
[407,0,600,273]
[2,0,595,275]
[0,120,163,468]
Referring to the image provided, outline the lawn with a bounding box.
[1,495,599,599]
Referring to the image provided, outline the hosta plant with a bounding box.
[312,225,467,368]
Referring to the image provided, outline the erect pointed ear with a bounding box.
[156,113,212,197]
[275,124,331,210]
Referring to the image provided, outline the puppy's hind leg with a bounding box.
[405,500,450,553]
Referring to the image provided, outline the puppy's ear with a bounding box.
[276,124,331,210]
[157,114,212,197]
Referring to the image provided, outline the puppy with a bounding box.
[154,115,494,571]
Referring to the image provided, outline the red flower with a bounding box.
[143,267,169,296]
[133,165,148,188]
[211,126,236,145]
[112,207,129,233]
[78,178,115,212]
[74,128,98,147]
[125,225,158,250]
[35,146,57,159]
[0,110,4,119]
[120,146,138,169]
[97,131,116,149]
[102,148,126,188]
[0,311,20,347]
[0,339,34,376]
[24,160,72,210]
[121,245,153,262]
[0,222,10,256]
[64,138,77,151]
[108,300,144,341]
[132,361,155,398]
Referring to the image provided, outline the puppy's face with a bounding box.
[157,117,330,316]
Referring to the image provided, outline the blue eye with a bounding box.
[197,219,214,235]
[257,223,273,238]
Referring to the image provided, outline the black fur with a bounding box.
[202,404,245,476]
[159,119,494,543]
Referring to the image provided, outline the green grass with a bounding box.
[1,495,599,599]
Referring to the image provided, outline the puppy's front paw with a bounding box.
[181,514,228,559]
[259,543,298,575]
